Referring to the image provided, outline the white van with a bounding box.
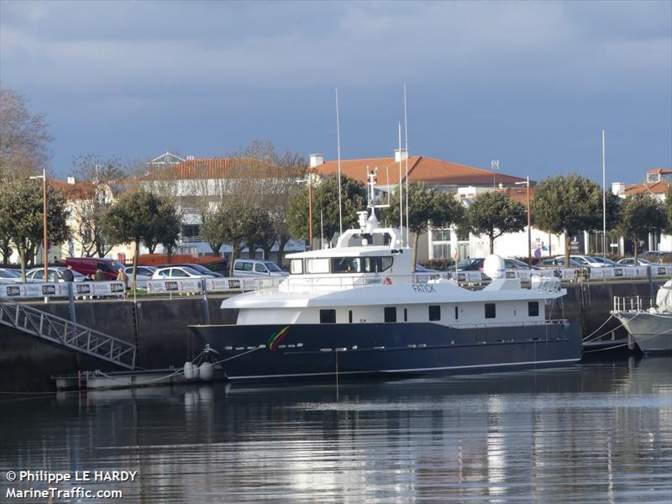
[233,259,289,278]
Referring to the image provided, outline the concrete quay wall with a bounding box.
[0,279,663,390]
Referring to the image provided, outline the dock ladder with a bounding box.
[0,297,136,370]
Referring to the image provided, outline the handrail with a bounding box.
[0,297,136,369]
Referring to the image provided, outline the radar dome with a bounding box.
[483,255,506,279]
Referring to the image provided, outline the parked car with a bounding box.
[555,255,604,268]
[454,258,485,271]
[591,256,617,267]
[123,265,157,289]
[233,259,289,278]
[65,257,125,281]
[25,267,88,283]
[0,268,22,283]
[151,266,215,280]
[504,258,541,270]
[455,257,539,272]
[537,257,583,268]
[415,264,442,280]
[616,257,653,266]
[167,263,224,278]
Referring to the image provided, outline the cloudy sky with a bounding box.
[1,0,670,184]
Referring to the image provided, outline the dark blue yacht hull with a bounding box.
[189,321,583,382]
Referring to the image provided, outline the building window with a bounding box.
[320,309,336,324]
[384,307,397,323]
[429,305,441,321]
[485,303,496,319]
[528,302,539,317]
[430,228,452,259]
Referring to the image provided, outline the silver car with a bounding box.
[25,267,87,282]
[151,266,215,280]
[123,266,157,289]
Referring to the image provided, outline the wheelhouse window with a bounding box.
[429,305,441,321]
[306,258,330,274]
[320,309,336,324]
[528,301,539,317]
[290,259,303,274]
[384,307,397,322]
[485,303,496,319]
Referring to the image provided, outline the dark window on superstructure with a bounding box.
[384,307,397,322]
[320,309,336,324]
[485,303,496,319]
[348,310,353,323]
[455,306,459,320]
[404,308,408,322]
[429,305,441,321]
[528,302,539,317]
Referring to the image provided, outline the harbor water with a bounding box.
[1,357,671,503]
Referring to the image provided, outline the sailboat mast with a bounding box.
[336,88,343,236]
[404,83,410,247]
[602,129,606,258]
[398,122,403,236]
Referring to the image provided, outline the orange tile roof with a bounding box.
[500,185,536,205]
[623,181,671,196]
[313,156,528,187]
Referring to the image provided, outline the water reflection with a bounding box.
[1,358,670,503]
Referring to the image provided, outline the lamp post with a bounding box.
[491,160,499,188]
[516,176,532,267]
[29,169,48,283]
[308,175,313,251]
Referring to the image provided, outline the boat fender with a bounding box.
[384,277,392,285]
[199,362,214,381]
[184,361,200,380]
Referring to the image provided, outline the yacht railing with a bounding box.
[613,296,654,312]
[252,273,454,295]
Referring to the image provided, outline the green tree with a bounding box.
[0,178,69,278]
[531,174,604,266]
[466,191,526,254]
[103,190,180,288]
[618,193,667,258]
[665,186,672,234]
[0,88,53,180]
[287,174,366,246]
[384,182,465,268]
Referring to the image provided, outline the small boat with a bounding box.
[611,280,672,354]
[189,175,583,382]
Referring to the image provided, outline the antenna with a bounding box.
[602,130,606,258]
[404,83,409,246]
[398,122,403,235]
[336,88,343,236]
[491,160,499,188]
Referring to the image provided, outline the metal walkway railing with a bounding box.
[0,298,136,370]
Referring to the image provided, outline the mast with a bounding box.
[398,122,403,235]
[404,83,410,247]
[336,88,343,236]
[602,129,606,258]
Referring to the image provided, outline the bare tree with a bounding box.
[0,88,53,180]
[68,154,129,257]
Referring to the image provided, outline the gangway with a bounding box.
[0,297,136,370]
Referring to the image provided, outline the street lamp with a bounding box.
[491,160,499,188]
[515,176,532,267]
[29,169,48,283]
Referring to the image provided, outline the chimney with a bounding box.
[394,149,408,163]
[309,153,324,168]
[611,182,626,196]
[67,176,76,185]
